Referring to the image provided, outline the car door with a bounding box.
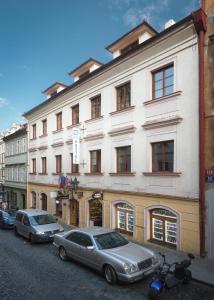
[64,231,85,261]
[0,211,3,227]
[22,215,31,238]
[78,233,102,270]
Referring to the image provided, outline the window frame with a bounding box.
[55,155,62,174]
[41,157,47,174]
[152,140,174,172]
[150,208,177,247]
[91,94,101,119]
[116,81,131,111]
[90,150,101,174]
[116,203,134,236]
[56,112,62,131]
[72,104,79,125]
[32,158,36,173]
[71,153,79,173]
[32,124,36,139]
[116,146,131,173]
[42,119,47,136]
[152,64,174,99]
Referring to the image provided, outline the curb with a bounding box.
[192,277,214,288]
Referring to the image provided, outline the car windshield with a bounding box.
[94,232,129,250]
[29,214,56,226]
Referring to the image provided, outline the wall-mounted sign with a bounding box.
[205,169,214,182]
[72,128,80,164]
[92,191,103,200]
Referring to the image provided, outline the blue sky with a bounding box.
[0,0,199,132]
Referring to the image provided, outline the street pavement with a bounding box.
[0,229,214,300]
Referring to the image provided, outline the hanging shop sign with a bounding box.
[92,191,103,200]
[72,128,80,164]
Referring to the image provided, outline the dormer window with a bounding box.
[120,40,138,55]
[42,82,67,99]
[69,58,103,82]
[106,20,157,59]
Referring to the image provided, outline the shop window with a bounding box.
[116,203,134,235]
[150,208,177,247]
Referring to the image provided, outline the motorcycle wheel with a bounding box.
[148,288,159,300]
[183,269,192,284]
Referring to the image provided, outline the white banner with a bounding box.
[72,128,80,164]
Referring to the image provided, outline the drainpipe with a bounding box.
[194,4,207,256]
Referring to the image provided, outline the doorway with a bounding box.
[89,198,102,227]
[41,193,47,211]
[70,198,79,226]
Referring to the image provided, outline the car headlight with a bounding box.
[36,231,45,235]
[123,263,139,274]
[152,254,159,265]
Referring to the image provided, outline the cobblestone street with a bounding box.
[0,229,214,300]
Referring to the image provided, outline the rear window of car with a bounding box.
[94,232,129,250]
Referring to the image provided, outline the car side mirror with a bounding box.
[87,245,95,250]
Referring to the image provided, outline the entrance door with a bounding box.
[70,199,79,226]
[89,198,102,227]
[41,193,47,211]
[22,194,26,209]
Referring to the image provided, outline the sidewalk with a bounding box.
[62,225,214,287]
[143,242,214,287]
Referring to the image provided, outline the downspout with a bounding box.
[194,4,207,256]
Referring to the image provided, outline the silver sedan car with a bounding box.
[53,227,160,284]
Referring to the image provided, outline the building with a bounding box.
[24,10,205,254]
[3,125,27,209]
[0,135,5,203]
[204,0,214,259]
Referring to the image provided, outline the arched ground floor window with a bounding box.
[31,191,36,208]
[150,208,177,247]
[41,193,47,211]
[115,203,134,235]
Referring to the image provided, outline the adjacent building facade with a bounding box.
[24,12,203,254]
[3,125,27,210]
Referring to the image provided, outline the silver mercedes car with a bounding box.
[53,227,160,284]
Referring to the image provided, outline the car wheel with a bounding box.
[59,246,68,261]
[29,233,36,244]
[104,265,117,284]
[148,288,159,300]
[14,227,18,236]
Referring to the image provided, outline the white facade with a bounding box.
[26,23,199,199]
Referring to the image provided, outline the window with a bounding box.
[116,82,131,111]
[32,124,36,139]
[79,70,90,80]
[72,105,79,125]
[56,112,62,130]
[120,40,138,55]
[41,157,47,174]
[152,64,174,99]
[151,208,177,247]
[91,95,101,119]
[152,141,174,172]
[32,159,36,173]
[66,232,93,247]
[116,203,134,235]
[71,153,79,173]
[56,155,62,174]
[90,150,101,173]
[42,119,47,136]
[116,146,131,173]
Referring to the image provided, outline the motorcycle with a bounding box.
[148,252,195,300]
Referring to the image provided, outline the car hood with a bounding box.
[103,242,154,264]
[33,223,61,232]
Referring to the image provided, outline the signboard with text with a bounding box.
[72,128,80,164]
[206,169,214,182]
